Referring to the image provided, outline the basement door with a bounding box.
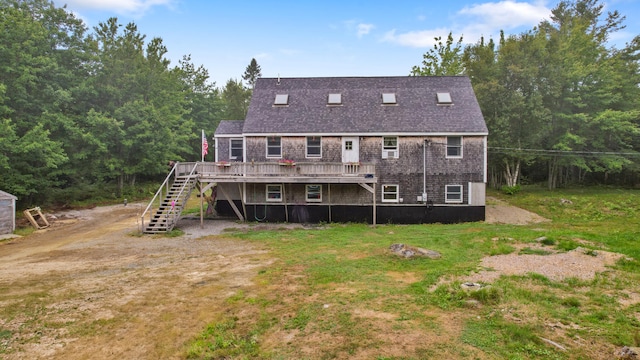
[342,137,359,163]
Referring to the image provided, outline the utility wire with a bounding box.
[488,146,640,157]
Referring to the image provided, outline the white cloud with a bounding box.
[61,0,174,16]
[357,23,375,38]
[279,49,301,56]
[254,53,271,60]
[458,0,550,30]
[382,1,551,48]
[341,19,375,38]
[382,28,453,47]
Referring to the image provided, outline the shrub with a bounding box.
[501,184,521,195]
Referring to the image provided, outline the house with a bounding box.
[0,190,18,234]
[211,76,488,224]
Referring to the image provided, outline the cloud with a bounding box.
[458,0,550,30]
[382,28,453,47]
[254,53,271,60]
[341,19,375,38]
[357,23,375,38]
[61,0,175,16]
[279,49,301,56]
[382,0,551,47]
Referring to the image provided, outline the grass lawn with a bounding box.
[185,186,640,359]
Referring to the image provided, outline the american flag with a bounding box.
[202,130,209,157]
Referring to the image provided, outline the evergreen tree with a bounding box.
[242,58,262,88]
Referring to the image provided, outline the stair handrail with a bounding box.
[140,163,178,232]
[140,162,198,232]
[165,162,199,229]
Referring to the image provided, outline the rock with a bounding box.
[389,243,441,259]
[461,282,486,290]
[617,346,640,359]
[560,198,573,205]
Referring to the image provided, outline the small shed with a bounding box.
[0,190,18,234]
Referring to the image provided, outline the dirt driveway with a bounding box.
[0,201,548,359]
[0,205,279,359]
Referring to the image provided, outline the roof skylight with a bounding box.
[437,92,452,104]
[274,94,289,105]
[328,93,342,105]
[382,93,396,104]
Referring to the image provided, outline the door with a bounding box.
[342,137,359,163]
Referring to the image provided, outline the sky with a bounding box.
[53,0,640,88]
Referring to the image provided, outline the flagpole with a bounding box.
[201,129,205,162]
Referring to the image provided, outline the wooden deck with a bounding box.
[176,161,378,183]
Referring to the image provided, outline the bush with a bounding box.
[501,184,521,195]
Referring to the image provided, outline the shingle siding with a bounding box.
[212,76,487,223]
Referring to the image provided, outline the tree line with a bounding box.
[2,0,638,208]
[412,0,640,189]
[0,0,259,206]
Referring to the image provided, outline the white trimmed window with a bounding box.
[266,184,283,202]
[306,136,321,158]
[306,185,322,202]
[267,136,281,158]
[382,184,399,203]
[445,185,463,203]
[382,136,398,159]
[446,136,462,158]
[230,138,243,160]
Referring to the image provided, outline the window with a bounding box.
[344,140,353,151]
[437,92,453,104]
[306,185,322,202]
[382,93,396,104]
[266,184,283,202]
[230,138,243,160]
[446,185,463,203]
[382,136,398,159]
[274,94,288,105]
[306,136,321,158]
[382,184,399,203]
[328,93,342,105]
[446,136,462,158]
[267,136,281,158]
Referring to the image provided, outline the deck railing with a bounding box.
[178,161,376,178]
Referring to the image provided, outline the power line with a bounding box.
[488,146,640,157]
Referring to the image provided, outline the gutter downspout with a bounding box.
[423,139,428,203]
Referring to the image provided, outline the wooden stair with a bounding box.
[143,176,196,233]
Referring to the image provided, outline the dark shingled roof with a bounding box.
[215,120,245,135]
[242,76,487,135]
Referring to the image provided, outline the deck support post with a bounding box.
[357,182,376,227]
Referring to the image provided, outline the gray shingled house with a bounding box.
[211,76,488,224]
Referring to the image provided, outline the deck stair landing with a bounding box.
[143,176,196,233]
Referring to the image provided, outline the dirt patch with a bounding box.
[485,197,549,225]
[0,205,275,359]
[465,246,629,283]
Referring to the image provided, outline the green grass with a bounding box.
[185,186,640,359]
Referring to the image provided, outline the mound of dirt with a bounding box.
[485,197,548,225]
